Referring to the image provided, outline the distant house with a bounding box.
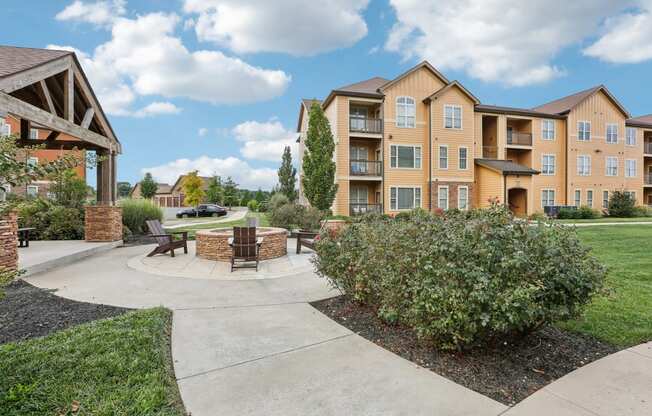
[169,174,212,207]
[129,182,176,206]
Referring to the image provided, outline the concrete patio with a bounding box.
[18,240,121,277]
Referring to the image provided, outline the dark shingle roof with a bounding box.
[627,114,652,128]
[335,76,389,96]
[475,159,540,175]
[475,104,564,119]
[0,45,71,78]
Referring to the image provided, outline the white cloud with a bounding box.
[183,0,369,56]
[584,1,652,63]
[385,0,629,86]
[56,0,126,27]
[231,119,297,162]
[198,127,208,137]
[143,156,277,190]
[132,102,181,118]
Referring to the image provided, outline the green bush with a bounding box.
[17,198,84,240]
[268,193,289,212]
[558,208,580,219]
[578,205,601,219]
[314,204,606,350]
[268,203,301,230]
[300,206,323,231]
[632,205,652,217]
[247,199,259,212]
[120,199,163,235]
[608,191,636,217]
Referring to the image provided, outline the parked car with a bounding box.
[176,204,227,218]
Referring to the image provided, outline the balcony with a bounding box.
[645,174,652,185]
[349,117,382,134]
[350,203,382,216]
[350,160,382,177]
[645,142,652,155]
[507,132,532,146]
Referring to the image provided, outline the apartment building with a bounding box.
[297,61,652,216]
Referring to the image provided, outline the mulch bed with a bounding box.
[0,280,130,345]
[312,296,618,405]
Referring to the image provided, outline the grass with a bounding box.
[166,212,270,239]
[0,308,185,416]
[555,216,652,224]
[558,225,652,347]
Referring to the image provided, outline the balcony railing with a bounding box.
[350,160,382,176]
[645,174,652,185]
[350,203,382,216]
[645,142,652,154]
[349,117,382,134]
[507,132,533,146]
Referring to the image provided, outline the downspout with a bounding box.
[428,100,433,211]
[564,117,569,205]
[503,174,508,207]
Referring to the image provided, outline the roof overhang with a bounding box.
[475,158,540,176]
[475,105,566,120]
[423,81,480,105]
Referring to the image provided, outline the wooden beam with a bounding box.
[46,131,60,141]
[37,80,56,114]
[16,138,98,151]
[20,119,31,140]
[63,68,74,122]
[0,56,72,93]
[0,91,114,150]
[81,107,95,129]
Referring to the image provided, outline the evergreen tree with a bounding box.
[140,172,158,199]
[205,175,223,204]
[255,188,265,203]
[222,177,239,209]
[302,103,337,210]
[277,146,297,201]
[182,171,205,212]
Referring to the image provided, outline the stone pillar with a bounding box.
[0,211,18,271]
[85,205,123,242]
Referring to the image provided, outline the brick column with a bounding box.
[85,205,123,242]
[0,211,18,271]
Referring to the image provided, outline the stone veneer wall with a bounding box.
[431,182,476,211]
[196,229,287,262]
[85,206,123,242]
[0,211,18,271]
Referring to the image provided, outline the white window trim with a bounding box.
[605,156,618,177]
[438,144,449,170]
[0,119,11,136]
[625,159,637,178]
[389,144,422,170]
[606,123,618,144]
[438,185,449,210]
[541,154,556,176]
[458,185,469,210]
[586,189,594,208]
[27,156,39,166]
[458,146,469,170]
[443,104,463,130]
[396,96,416,128]
[390,186,422,211]
[578,120,591,141]
[26,185,39,196]
[577,154,591,176]
[602,190,609,209]
[542,119,555,141]
[574,189,582,207]
[541,189,555,208]
[626,127,637,147]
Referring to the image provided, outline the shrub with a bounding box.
[314,204,606,350]
[528,212,547,221]
[632,205,652,217]
[578,205,601,219]
[557,208,580,219]
[120,199,163,235]
[247,199,259,212]
[300,206,323,231]
[268,193,289,212]
[17,198,84,240]
[608,191,636,217]
[269,203,301,230]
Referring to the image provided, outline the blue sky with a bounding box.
[3,0,652,189]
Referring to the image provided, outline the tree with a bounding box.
[222,177,239,209]
[50,170,88,209]
[205,175,223,204]
[608,190,636,217]
[255,188,265,204]
[302,103,337,210]
[239,189,253,206]
[117,181,132,198]
[140,173,158,199]
[182,171,205,212]
[277,145,297,201]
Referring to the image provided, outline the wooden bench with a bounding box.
[18,227,35,248]
[296,230,319,254]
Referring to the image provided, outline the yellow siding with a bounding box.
[476,166,503,208]
[530,117,567,212]
[506,175,533,215]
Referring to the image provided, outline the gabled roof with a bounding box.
[378,61,449,93]
[475,159,540,176]
[423,80,480,105]
[0,45,71,78]
[171,174,212,193]
[626,114,652,129]
[129,182,171,197]
[533,85,630,118]
[296,98,321,133]
[475,104,565,119]
[321,77,388,109]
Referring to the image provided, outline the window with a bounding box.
[0,119,10,136]
[29,128,38,140]
[438,186,449,210]
[444,105,462,129]
[606,124,618,144]
[542,119,555,140]
[574,190,581,207]
[390,145,421,169]
[603,191,609,209]
[27,157,38,168]
[541,154,556,175]
[458,147,468,170]
[578,121,591,141]
[586,190,593,208]
[625,159,636,177]
[396,97,416,128]
[577,155,591,176]
[541,189,555,208]
[390,186,421,210]
[439,145,448,169]
[26,185,38,198]
[626,127,637,146]
[606,157,618,176]
[458,186,469,210]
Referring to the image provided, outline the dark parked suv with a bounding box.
[176,204,227,218]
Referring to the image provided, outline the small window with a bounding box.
[603,191,609,209]
[0,119,11,136]
[444,105,462,129]
[574,190,581,207]
[541,154,555,175]
[439,146,448,169]
[458,147,468,170]
[578,121,591,141]
[606,157,618,176]
[606,124,618,144]
[586,190,593,208]
[541,189,555,208]
[626,127,637,146]
[27,157,38,168]
[577,155,591,176]
[625,159,637,177]
[396,97,416,128]
[438,186,449,210]
[542,119,555,140]
[29,128,39,140]
[390,145,421,169]
[390,187,421,210]
[26,185,38,198]
[458,186,469,210]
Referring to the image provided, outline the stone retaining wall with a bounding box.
[85,205,123,242]
[0,211,18,271]
[196,228,287,262]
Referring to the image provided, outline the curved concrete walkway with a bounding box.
[25,244,506,416]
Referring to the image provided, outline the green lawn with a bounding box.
[556,217,652,224]
[0,308,185,416]
[166,212,269,239]
[559,225,652,347]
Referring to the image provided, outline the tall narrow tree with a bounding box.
[140,172,158,199]
[302,103,337,210]
[277,146,297,201]
[182,171,205,213]
[222,177,239,209]
[205,175,223,204]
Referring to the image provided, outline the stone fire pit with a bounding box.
[195,227,288,262]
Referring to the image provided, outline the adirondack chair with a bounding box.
[228,227,264,272]
[145,219,188,257]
